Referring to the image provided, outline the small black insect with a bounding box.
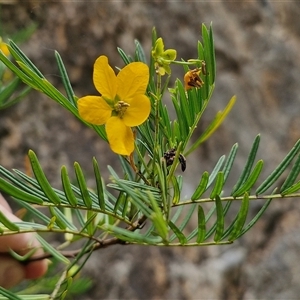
[163,148,186,172]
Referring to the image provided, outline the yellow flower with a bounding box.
[151,37,176,76]
[0,37,10,56]
[78,55,151,156]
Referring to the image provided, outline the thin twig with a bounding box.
[25,214,148,263]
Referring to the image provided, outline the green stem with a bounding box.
[173,192,300,207]
[184,84,215,156]
[151,74,162,185]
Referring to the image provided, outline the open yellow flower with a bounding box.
[77,55,151,156]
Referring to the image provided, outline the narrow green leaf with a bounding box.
[256,139,300,195]
[74,162,92,209]
[155,162,168,213]
[121,195,130,219]
[194,95,236,145]
[208,23,216,84]
[236,197,273,239]
[8,40,44,78]
[9,169,48,200]
[171,175,181,204]
[228,192,250,241]
[134,39,146,63]
[222,143,238,182]
[197,41,204,61]
[191,171,209,200]
[281,180,300,195]
[73,209,86,230]
[0,293,50,300]
[49,206,77,231]
[111,180,152,218]
[13,198,51,225]
[168,221,187,245]
[169,204,196,242]
[92,158,105,210]
[103,224,161,244]
[280,152,300,193]
[85,211,97,236]
[148,192,168,241]
[231,135,261,195]
[170,205,184,225]
[55,51,76,106]
[113,192,126,214]
[28,150,61,205]
[0,85,31,110]
[232,160,264,197]
[0,51,34,89]
[213,195,224,242]
[61,166,78,206]
[35,234,69,264]
[207,155,226,188]
[0,287,23,300]
[0,77,20,103]
[0,178,43,204]
[9,247,37,262]
[0,211,19,231]
[202,24,211,81]
[210,171,224,199]
[196,205,206,243]
[117,47,132,64]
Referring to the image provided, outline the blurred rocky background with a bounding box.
[1,1,300,299]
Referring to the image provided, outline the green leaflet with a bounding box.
[61,166,78,206]
[74,162,92,209]
[48,206,77,231]
[92,158,105,210]
[210,172,224,199]
[236,191,275,238]
[222,143,238,182]
[0,287,23,300]
[191,171,209,201]
[280,152,300,193]
[231,135,260,195]
[35,234,69,264]
[55,51,76,106]
[256,139,300,195]
[194,95,236,146]
[169,204,196,243]
[228,192,250,241]
[196,205,206,243]
[168,220,187,245]
[213,195,224,242]
[0,178,43,204]
[134,39,147,63]
[0,211,19,231]
[117,47,133,65]
[102,224,162,245]
[28,150,61,205]
[232,160,264,197]
[281,180,300,196]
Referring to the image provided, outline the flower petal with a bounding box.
[116,62,149,101]
[162,49,177,61]
[77,96,112,125]
[93,56,117,100]
[152,38,164,57]
[106,117,134,156]
[122,94,151,127]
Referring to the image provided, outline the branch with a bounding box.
[24,214,148,263]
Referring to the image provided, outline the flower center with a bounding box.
[114,100,130,118]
